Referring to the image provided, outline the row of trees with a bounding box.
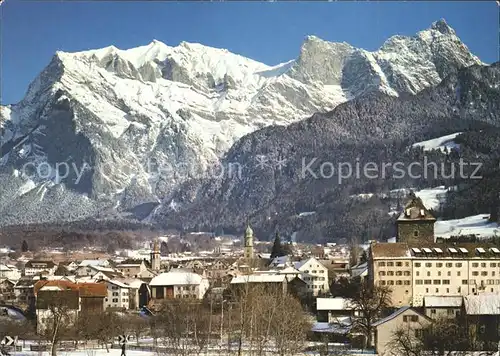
[2,285,311,356]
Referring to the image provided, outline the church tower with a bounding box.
[150,239,161,271]
[244,223,254,260]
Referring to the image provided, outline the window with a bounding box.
[112,298,118,303]
[411,315,418,322]
[380,281,386,285]
[431,309,436,314]
[387,262,394,267]
[416,271,420,276]
[388,281,395,285]
[435,288,439,293]
[113,292,118,297]
[446,288,450,293]
[491,263,497,268]
[456,263,462,268]
[482,271,488,276]
[472,263,479,268]
[396,262,402,267]
[447,271,451,276]
[404,281,411,285]
[396,271,403,276]
[414,230,419,237]
[396,281,403,285]
[443,280,450,285]
[387,271,394,276]
[415,329,423,338]
[438,271,441,276]
[472,271,479,276]
[457,271,461,276]
[404,271,411,276]
[405,262,410,267]
[416,280,423,285]
[425,263,432,267]
[446,263,452,268]
[415,263,421,267]
[433,280,441,285]
[481,263,486,268]
[378,262,385,267]
[436,263,443,268]
[427,272,431,277]
[426,288,429,293]
[424,280,432,285]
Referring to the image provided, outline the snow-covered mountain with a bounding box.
[0,19,483,225]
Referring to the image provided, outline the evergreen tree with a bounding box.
[21,240,29,253]
[270,232,287,259]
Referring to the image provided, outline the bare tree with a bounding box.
[388,318,472,356]
[350,283,392,348]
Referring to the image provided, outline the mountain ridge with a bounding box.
[0,19,488,230]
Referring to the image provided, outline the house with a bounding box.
[316,297,357,323]
[373,306,431,356]
[423,295,462,320]
[34,280,107,313]
[74,265,120,278]
[115,259,156,279]
[293,257,329,295]
[14,277,36,310]
[78,283,107,314]
[149,271,209,304]
[230,274,290,296]
[0,279,16,304]
[0,264,21,280]
[79,259,110,268]
[24,260,57,276]
[35,289,80,334]
[100,279,130,310]
[464,293,500,348]
[350,262,368,281]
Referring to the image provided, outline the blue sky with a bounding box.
[1,1,498,104]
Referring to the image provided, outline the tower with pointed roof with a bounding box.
[396,193,436,243]
[244,222,254,260]
[150,239,161,271]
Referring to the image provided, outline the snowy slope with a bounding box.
[412,132,462,152]
[0,19,484,225]
[435,214,500,239]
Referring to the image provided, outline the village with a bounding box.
[1,193,500,355]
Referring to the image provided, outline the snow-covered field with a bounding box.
[435,214,500,239]
[412,132,462,152]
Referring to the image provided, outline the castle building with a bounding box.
[150,240,161,271]
[396,193,436,243]
[369,242,500,307]
[244,224,254,260]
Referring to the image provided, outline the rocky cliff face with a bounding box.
[0,19,485,227]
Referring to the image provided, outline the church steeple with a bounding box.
[150,239,161,271]
[244,221,254,260]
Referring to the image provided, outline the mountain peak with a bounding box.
[430,18,455,35]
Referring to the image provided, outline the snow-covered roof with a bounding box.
[150,271,204,286]
[79,260,109,267]
[424,296,463,308]
[107,280,130,289]
[464,293,500,315]
[317,297,354,311]
[373,306,430,327]
[231,274,287,284]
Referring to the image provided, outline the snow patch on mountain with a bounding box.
[435,214,500,239]
[412,132,462,152]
